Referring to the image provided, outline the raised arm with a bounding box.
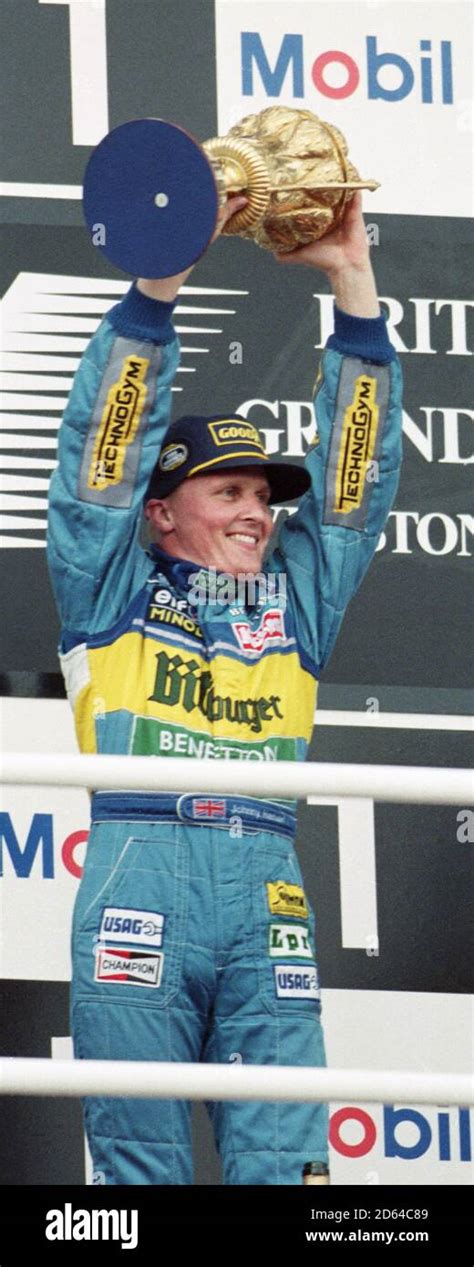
[47,196,247,643]
[271,193,403,673]
[46,285,180,641]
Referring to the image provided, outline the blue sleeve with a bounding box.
[271,305,403,674]
[47,283,180,640]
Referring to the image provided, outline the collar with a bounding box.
[147,543,268,615]
[148,543,200,594]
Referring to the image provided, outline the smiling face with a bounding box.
[145,468,274,576]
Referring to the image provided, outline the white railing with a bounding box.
[2,752,471,1114]
[1,1060,472,1106]
[1,753,472,803]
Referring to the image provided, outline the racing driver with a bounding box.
[47,191,402,1185]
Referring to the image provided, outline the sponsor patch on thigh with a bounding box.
[266,881,308,919]
[95,947,164,988]
[274,965,319,999]
[98,906,164,947]
[268,923,313,958]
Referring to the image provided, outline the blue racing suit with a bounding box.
[47,282,402,1185]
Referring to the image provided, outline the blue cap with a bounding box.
[146,413,311,504]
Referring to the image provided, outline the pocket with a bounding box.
[71,824,189,1008]
[251,842,320,1016]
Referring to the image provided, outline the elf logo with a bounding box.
[241,34,454,105]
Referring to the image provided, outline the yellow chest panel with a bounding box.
[74,630,317,756]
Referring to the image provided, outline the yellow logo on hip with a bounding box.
[88,356,149,490]
[334,375,379,513]
[267,881,308,919]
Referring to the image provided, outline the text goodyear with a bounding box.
[208,420,263,449]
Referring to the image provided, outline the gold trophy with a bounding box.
[83,106,379,277]
[203,105,379,252]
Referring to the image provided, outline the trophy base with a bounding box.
[83,118,219,278]
[203,136,271,233]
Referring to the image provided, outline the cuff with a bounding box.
[326,304,395,364]
[106,282,177,344]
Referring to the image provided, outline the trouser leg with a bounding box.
[203,830,329,1185]
[73,999,197,1184]
[71,821,214,1185]
[204,1011,328,1185]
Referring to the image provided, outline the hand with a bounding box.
[212,193,248,241]
[273,192,380,318]
[273,192,370,278]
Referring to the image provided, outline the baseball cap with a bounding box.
[145,413,311,504]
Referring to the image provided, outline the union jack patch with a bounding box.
[192,798,226,819]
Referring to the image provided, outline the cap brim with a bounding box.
[186,455,311,504]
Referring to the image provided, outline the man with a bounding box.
[47,191,402,1185]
